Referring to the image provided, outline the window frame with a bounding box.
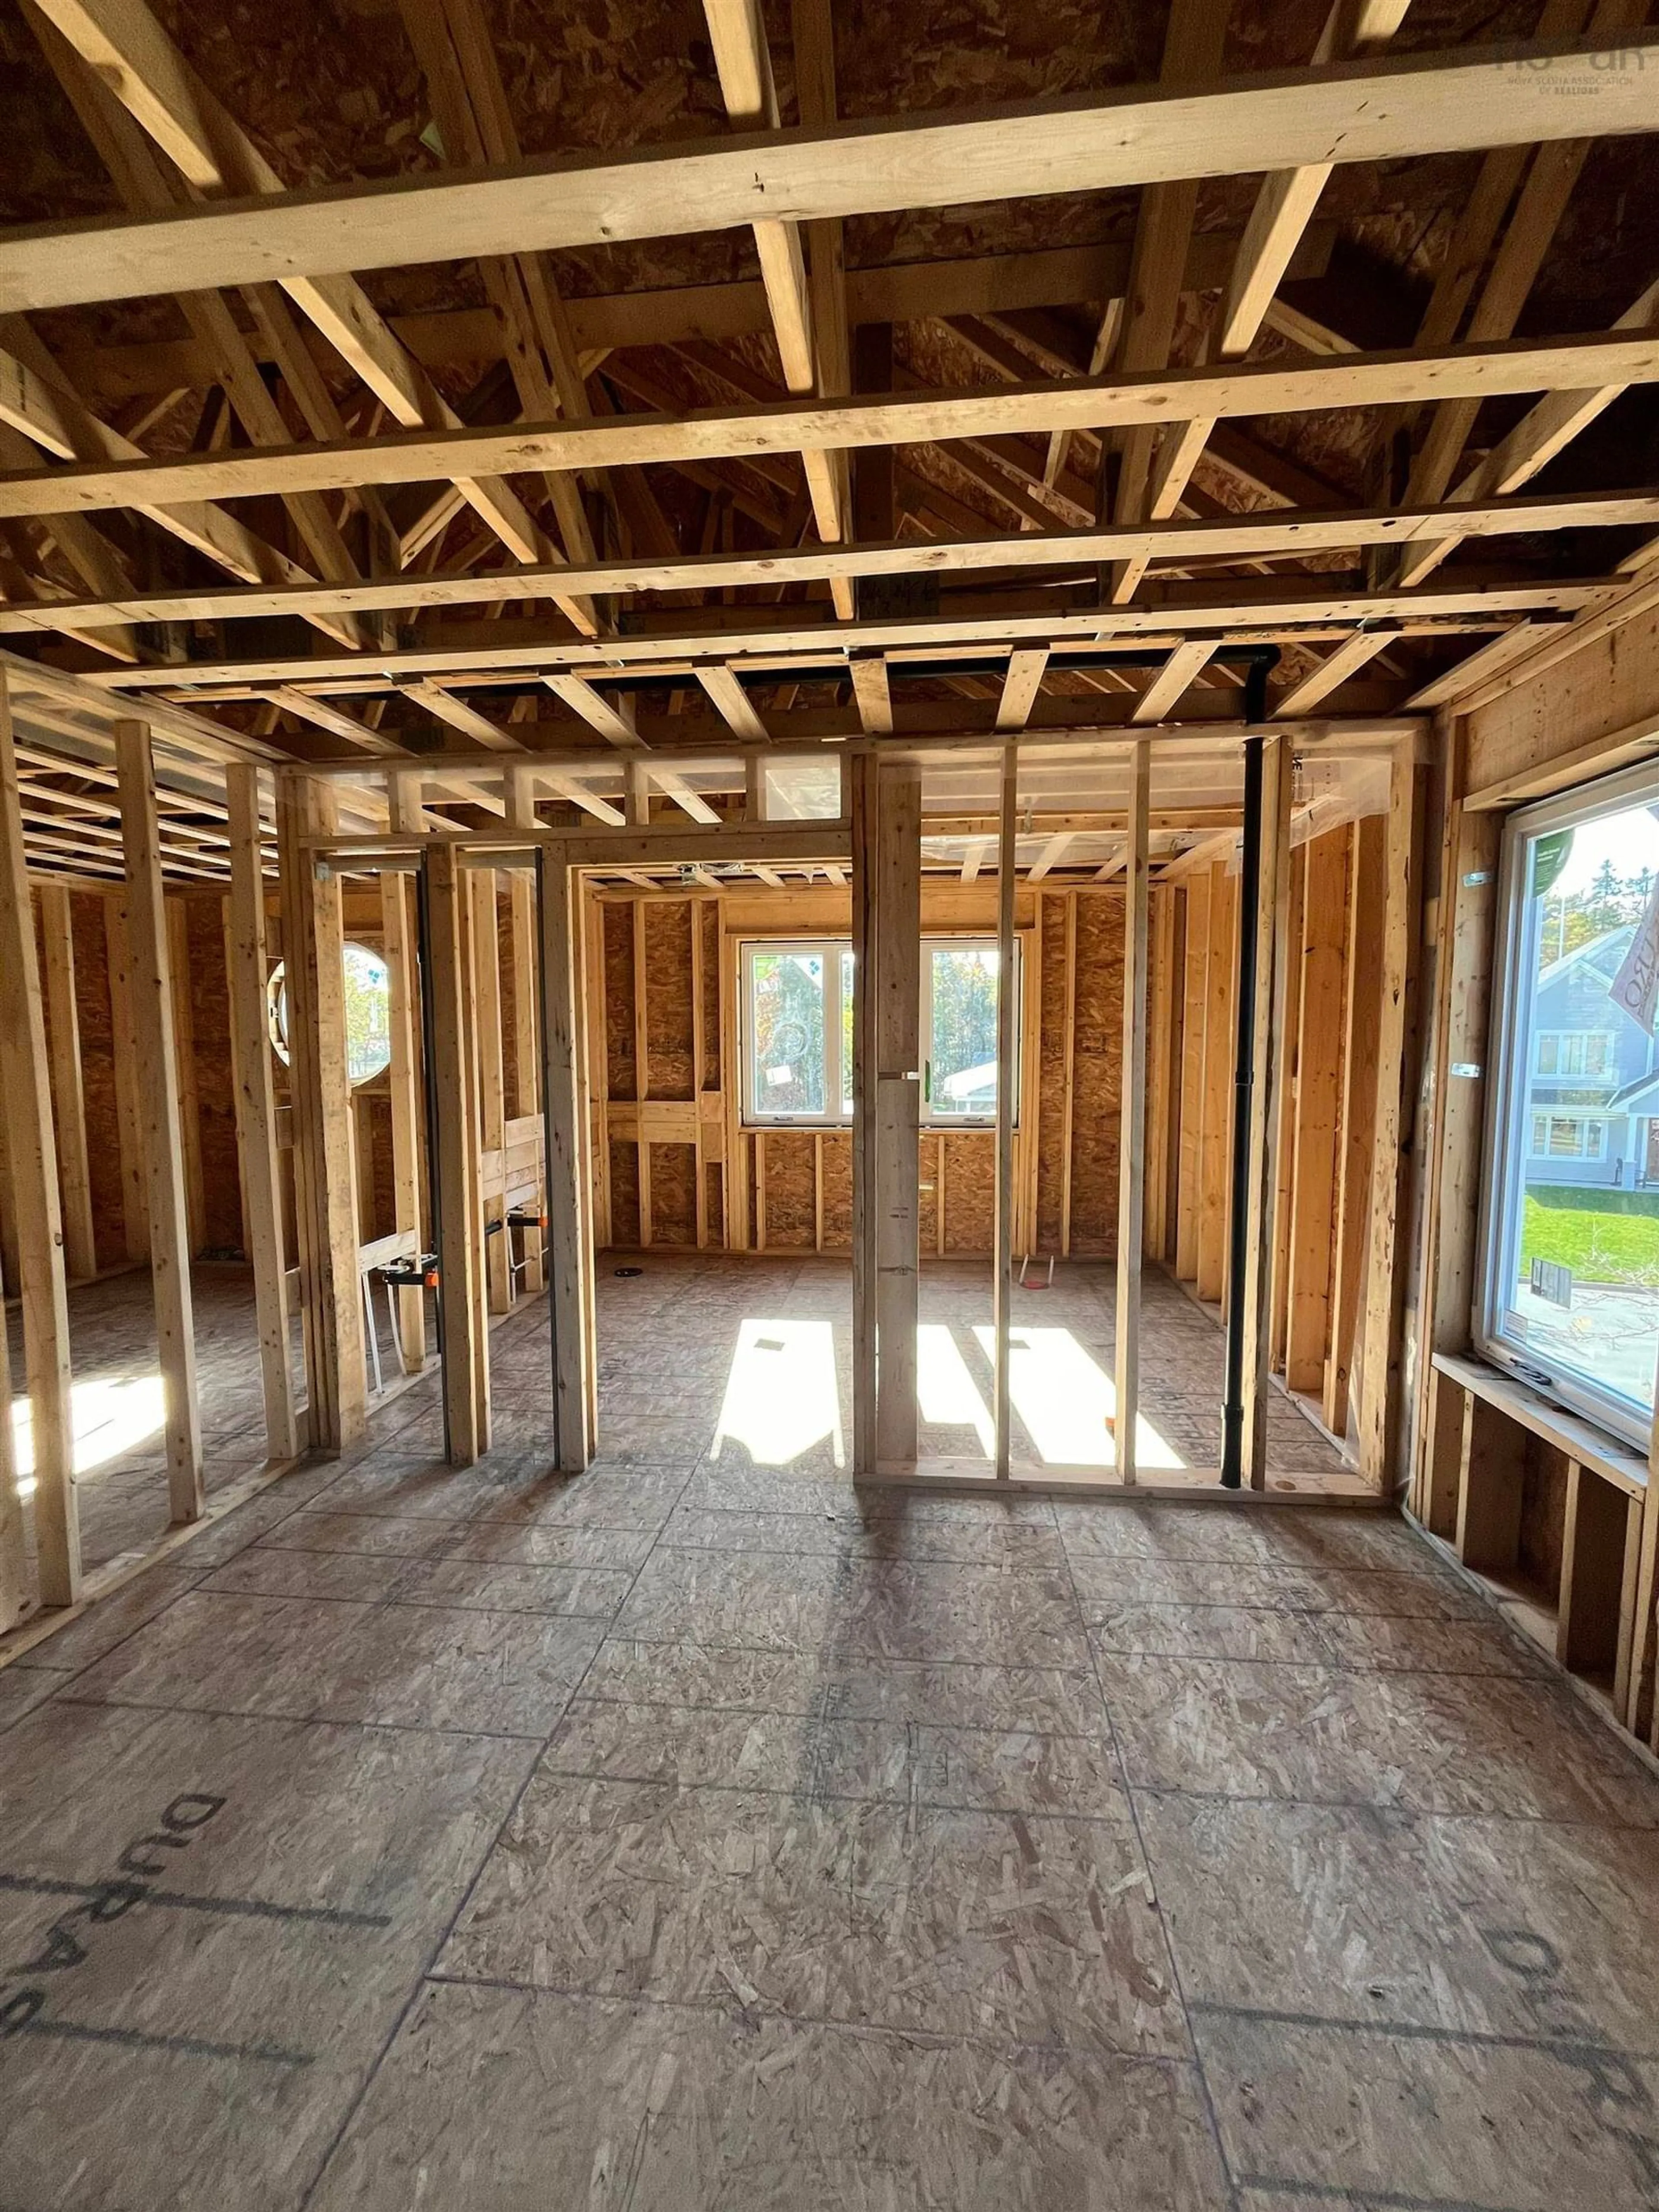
[738,938,845,1126]
[1527,1112,1608,1162]
[267,937,395,1090]
[919,937,1021,1128]
[737,933,1023,1131]
[1534,1030,1617,1080]
[1477,759,1659,1447]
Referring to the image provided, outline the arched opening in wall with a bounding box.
[265,921,437,1410]
[264,941,394,1085]
[1,880,448,1587]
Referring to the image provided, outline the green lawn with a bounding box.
[1521,1185,1659,1284]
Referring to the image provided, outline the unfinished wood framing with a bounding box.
[871,761,922,1473]
[166,893,206,1256]
[6,32,1659,2166]
[37,880,96,1283]
[225,763,300,1462]
[850,754,879,1478]
[471,868,512,1316]
[537,853,594,1474]
[426,841,490,1466]
[381,867,428,1372]
[116,719,203,1522]
[1113,740,1150,1484]
[0,671,78,1612]
[1354,747,1422,1490]
[509,870,544,1295]
[1283,826,1348,1394]
[103,884,148,1264]
[275,776,366,1454]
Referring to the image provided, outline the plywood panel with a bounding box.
[498,892,523,1121]
[1068,891,1125,1257]
[359,1093,396,1245]
[944,1131,995,1255]
[608,1138,642,1250]
[649,1140,698,1247]
[762,1130,819,1249]
[1035,892,1068,1252]
[1174,874,1208,1285]
[820,1129,853,1251]
[1284,829,1348,1394]
[700,901,722,1091]
[918,1129,940,1256]
[644,902,695,1101]
[1197,869,1235,1305]
[71,886,126,1274]
[184,894,243,1257]
[587,884,1127,1265]
[1466,598,1659,798]
[1519,1436,1573,1609]
[602,901,636,1100]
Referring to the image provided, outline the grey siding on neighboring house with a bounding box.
[1528,927,1659,1190]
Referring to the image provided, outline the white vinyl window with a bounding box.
[267,942,393,1087]
[740,938,1019,1127]
[1535,1031,1617,1079]
[1479,763,1659,1445]
[1528,1114,1608,1161]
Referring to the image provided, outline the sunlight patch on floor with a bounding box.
[10,1373,168,1490]
[916,1324,995,1453]
[970,1324,1186,1469]
[712,1320,845,1468]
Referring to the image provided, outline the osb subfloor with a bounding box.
[6,1259,411,1578]
[3,1263,286,1579]
[7,1250,1340,1582]
[4,1258,1659,2208]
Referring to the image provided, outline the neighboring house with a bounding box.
[941,1060,998,1117]
[1528,925,1659,1187]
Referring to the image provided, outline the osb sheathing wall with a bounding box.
[178,896,241,1257]
[69,891,127,1274]
[10,879,415,1294]
[589,883,1128,1260]
[0,886,237,1283]
[1147,819,1384,1451]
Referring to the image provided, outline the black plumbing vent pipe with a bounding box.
[1219,736,1262,1490]
[1218,644,1279,1489]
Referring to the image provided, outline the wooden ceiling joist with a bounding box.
[1393,0,1648,538]
[543,675,642,748]
[31,18,383,655]
[4,328,1654,525]
[996,649,1050,733]
[80,572,1615,696]
[1396,275,1659,590]
[0,320,344,640]
[7,35,1656,314]
[19,479,1646,639]
[28,0,590,620]
[393,0,604,589]
[52,226,1342,408]
[696,665,770,742]
[1097,0,1230,598]
[702,0,852,619]
[1133,640,1217,725]
[1274,632,1395,716]
[1124,0,1414,586]
[0,0,1649,782]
